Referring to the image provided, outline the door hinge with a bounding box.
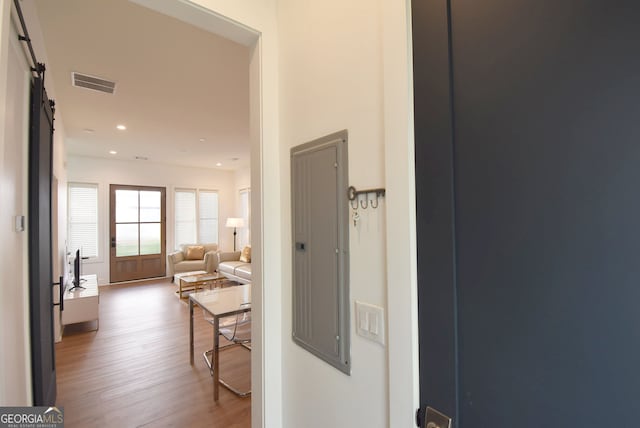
[416,407,424,427]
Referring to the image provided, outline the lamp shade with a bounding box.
[226,217,245,228]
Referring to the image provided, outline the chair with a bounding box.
[202,303,251,397]
[167,243,219,279]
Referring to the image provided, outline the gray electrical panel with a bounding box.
[291,130,350,375]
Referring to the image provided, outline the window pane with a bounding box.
[140,191,161,222]
[140,223,161,255]
[198,191,218,243]
[116,190,139,223]
[175,190,196,247]
[116,224,139,256]
[68,183,98,258]
[239,189,251,248]
[69,223,98,258]
[199,219,218,243]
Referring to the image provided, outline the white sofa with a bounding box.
[217,251,251,284]
[167,243,219,278]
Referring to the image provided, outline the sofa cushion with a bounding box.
[235,264,252,280]
[180,243,218,255]
[240,245,251,263]
[174,260,206,273]
[218,261,246,276]
[185,245,205,260]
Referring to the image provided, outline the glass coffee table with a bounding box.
[178,272,227,299]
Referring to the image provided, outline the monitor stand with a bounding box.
[68,278,86,291]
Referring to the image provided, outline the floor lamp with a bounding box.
[226,218,245,251]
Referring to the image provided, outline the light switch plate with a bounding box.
[355,301,385,346]
[14,215,25,232]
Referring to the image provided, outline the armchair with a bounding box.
[167,243,219,278]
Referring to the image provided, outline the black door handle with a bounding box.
[52,275,64,312]
[295,242,306,251]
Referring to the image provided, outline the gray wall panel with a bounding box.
[291,130,350,374]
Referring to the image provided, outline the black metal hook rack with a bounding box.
[347,185,385,210]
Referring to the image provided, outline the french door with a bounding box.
[110,185,166,282]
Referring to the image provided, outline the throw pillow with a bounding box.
[240,245,251,263]
[185,245,205,260]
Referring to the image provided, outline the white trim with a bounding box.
[383,0,420,426]
[132,3,281,427]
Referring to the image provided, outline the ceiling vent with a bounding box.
[71,72,116,94]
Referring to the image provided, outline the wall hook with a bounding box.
[360,197,369,209]
[347,185,385,210]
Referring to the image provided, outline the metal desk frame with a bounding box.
[189,284,251,401]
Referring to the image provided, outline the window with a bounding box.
[175,189,196,246]
[68,183,98,258]
[198,190,219,243]
[174,188,219,247]
[239,188,251,248]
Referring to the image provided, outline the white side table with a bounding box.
[62,274,99,330]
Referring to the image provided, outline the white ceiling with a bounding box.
[33,0,250,170]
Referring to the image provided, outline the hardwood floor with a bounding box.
[56,279,251,428]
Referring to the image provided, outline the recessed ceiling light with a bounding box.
[199,138,206,142]
[116,124,126,130]
[216,162,222,167]
[83,128,95,134]
[109,150,117,155]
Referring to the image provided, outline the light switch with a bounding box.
[359,310,369,331]
[355,301,385,346]
[14,215,25,232]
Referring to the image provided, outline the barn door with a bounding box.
[28,75,56,406]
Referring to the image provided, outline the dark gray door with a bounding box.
[413,1,640,426]
[28,76,56,406]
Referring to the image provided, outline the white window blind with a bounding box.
[68,183,98,258]
[174,188,218,248]
[239,188,251,248]
[175,189,196,247]
[198,191,219,244]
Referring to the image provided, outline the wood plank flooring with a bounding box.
[55,279,251,428]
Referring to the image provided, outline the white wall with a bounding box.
[0,7,32,406]
[235,167,251,195]
[165,1,418,427]
[52,124,68,343]
[278,1,388,426]
[174,2,283,426]
[0,0,69,403]
[0,0,417,422]
[381,1,419,425]
[234,167,251,247]
[66,155,237,284]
